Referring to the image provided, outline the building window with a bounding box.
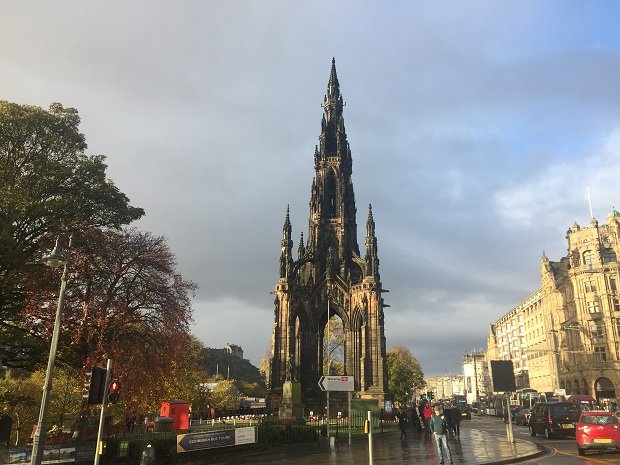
[584,250,595,265]
[613,299,620,312]
[602,248,617,263]
[584,278,596,293]
[594,346,607,362]
[587,301,601,314]
[590,323,605,340]
[610,277,618,292]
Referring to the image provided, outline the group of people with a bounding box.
[396,400,462,464]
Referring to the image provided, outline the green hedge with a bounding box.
[103,423,319,464]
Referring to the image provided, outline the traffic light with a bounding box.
[85,367,107,404]
[108,379,121,404]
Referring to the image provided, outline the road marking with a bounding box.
[552,447,616,464]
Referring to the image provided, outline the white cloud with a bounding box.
[494,127,620,228]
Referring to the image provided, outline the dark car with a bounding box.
[503,405,521,423]
[514,408,530,426]
[529,402,581,438]
[457,404,472,420]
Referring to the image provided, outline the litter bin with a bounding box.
[153,416,174,432]
[140,444,155,465]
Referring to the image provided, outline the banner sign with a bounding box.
[177,427,256,453]
[0,443,96,465]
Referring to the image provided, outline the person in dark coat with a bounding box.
[449,404,461,436]
[397,409,408,439]
[443,403,454,434]
[410,406,423,432]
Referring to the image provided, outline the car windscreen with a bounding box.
[581,415,618,425]
[549,404,579,418]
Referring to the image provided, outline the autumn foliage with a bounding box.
[1,100,202,430]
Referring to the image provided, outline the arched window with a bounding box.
[583,250,595,265]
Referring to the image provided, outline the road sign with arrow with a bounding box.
[318,375,354,392]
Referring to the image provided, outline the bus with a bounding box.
[514,388,538,409]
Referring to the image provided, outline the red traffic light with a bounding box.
[108,379,121,403]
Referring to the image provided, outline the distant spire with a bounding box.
[328,57,339,97]
[282,205,291,237]
[365,203,379,278]
[366,204,375,237]
[280,206,293,279]
[323,58,343,123]
[298,231,305,259]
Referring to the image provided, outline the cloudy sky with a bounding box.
[3,1,620,376]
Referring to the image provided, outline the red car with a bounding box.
[576,411,620,456]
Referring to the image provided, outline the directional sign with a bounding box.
[318,375,354,392]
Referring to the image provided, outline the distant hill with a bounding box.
[201,347,265,389]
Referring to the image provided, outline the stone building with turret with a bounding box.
[488,208,620,404]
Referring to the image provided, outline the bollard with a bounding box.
[140,444,155,465]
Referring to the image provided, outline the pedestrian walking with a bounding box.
[410,406,422,432]
[418,401,426,429]
[397,409,408,439]
[429,405,453,464]
[443,403,454,434]
[449,404,461,436]
[422,401,433,433]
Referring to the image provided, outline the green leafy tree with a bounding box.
[209,380,240,410]
[237,381,267,398]
[45,366,83,435]
[0,100,200,432]
[323,316,344,374]
[387,347,425,407]
[0,370,39,445]
[258,346,271,386]
[0,100,144,369]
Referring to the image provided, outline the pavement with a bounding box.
[209,420,546,465]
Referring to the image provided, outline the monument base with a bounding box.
[278,381,304,421]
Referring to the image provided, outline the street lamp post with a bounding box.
[325,280,333,444]
[31,236,72,465]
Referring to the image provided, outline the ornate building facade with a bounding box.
[488,209,620,404]
[268,60,388,407]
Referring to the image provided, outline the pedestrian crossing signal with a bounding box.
[108,379,121,404]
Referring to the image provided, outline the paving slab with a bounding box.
[201,421,545,465]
